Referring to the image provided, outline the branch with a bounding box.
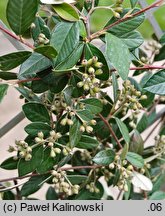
[0,165,102,184]
[98,114,123,149]
[0,25,34,49]
[90,0,165,40]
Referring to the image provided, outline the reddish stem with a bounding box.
[0,25,34,49]
[90,0,164,40]
[98,114,123,149]
[17,77,41,84]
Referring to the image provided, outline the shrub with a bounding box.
[0,0,165,200]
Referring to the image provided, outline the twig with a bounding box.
[0,165,102,183]
[98,114,123,149]
[14,180,22,200]
[116,190,123,200]
[0,25,34,49]
[90,0,164,40]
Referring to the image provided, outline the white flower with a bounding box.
[40,0,75,4]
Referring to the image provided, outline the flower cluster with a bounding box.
[119,80,147,116]
[77,56,103,96]
[51,93,67,113]
[8,140,32,161]
[153,135,165,156]
[86,182,100,193]
[52,170,80,196]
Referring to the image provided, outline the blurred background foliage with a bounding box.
[0,0,164,38]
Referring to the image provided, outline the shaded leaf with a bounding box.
[129,130,144,155]
[0,84,8,103]
[46,187,58,200]
[0,157,18,170]
[34,45,57,59]
[93,149,115,165]
[80,98,103,114]
[115,117,130,143]
[76,135,99,149]
[25,122,51,136]
[69,119,82,148]
[126,152,144,168]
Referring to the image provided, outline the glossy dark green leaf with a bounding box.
[144,70,165,95]
[18,53,51,79]
[76,110,94,122]
[120,31,144,49]
[106,33,130,80]
[63,85,73,105]
[129,130,144,155]
[56,43,84,70]
[25,122,51,136]
[93,149,115,165]
[115,117,130,143]
[34,45,58,59]
[67,175,87,184]
[37,148,60,174]
[0,72,17,80]
[76,135,99,149]
[18,146,44,176]
[0,84,8,103]
[136,114,148,133]
[51,22,79,67]
[0,157,18,170]
[22,102,50,123]
[154,45,165,61]
[106,8,145,35]
[16,87,40,102]
[149,191,165,200]
[85,43,109,80]
[126,152,144,168]
[21,175,50,196]
[32,16,51,41]
[80,98,103,114]
[130,0,138,8]
[53,3,79,22]
[69,119,82,148]
[160,34,165,44]
[0,51,31,71]
[75,181,104,200]
[7,0,38,35]
[46,187,58,200]
[3,191,15,200]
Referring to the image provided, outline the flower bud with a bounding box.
[38,131,44,139]
[87,58,93,66]
[90,119,97,125]
[80,125,85,132]
[93,87,100,93]
[124,184,128,192]
[86,126,93,133]
[109,163,115,169]
[81,59,88,67]
[19,151,26,158]
[83,84,90,91]
[26,147,32,153]
[88,67,95,74]
[95,69,103,75]
[140,95,148,100]
[50,149,56,158]
[77,81,84,88]
[35,137,42,143]
[67,119,74,126]
[54,148,61,154]
[92,56,98,63]
[25,153,32,161]
[60,118,67,126]
[94,62,103,68]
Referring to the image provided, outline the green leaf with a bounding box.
[160,34,165,45]
[80,98,103,114]
[18,146,44,176]
[0,157,18,170]
[32,16,51,41]
[76,110,94,122]
[63,85,73,105]
[51,22,79,67]
[3,191,15,200]
[16,87,40,102]
[129,130,144,155]
[93,149,115,165]
[67,175,87,184]
[144,70,165,95]
[34,46,57,59]
[25,122,51,136]
[0,51,31,71]
[136,113,148,133]
[120,31,144,49]
[76,135,99,149]
[7,0,38,35]
[152,174,165,194]
[112,72,119,102]
[46,187,58,200]
[106,8,145,35]
[126,152,144,168]
[18,53,51,79]
[22,102,50,123]
[85,43,109,80]
[149,191,165,200]
[105,33,130,80]
[130,0,138,8]
[0,72,17,80]
[154,45,165,61]
[53,3,79,22]
[56,43,84,70]
[69,119,82,148]
[120,143,129,160]
[21,175,50,197]
[115,117,130,143]
[37,148,60,174]
[0,84,8,103]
